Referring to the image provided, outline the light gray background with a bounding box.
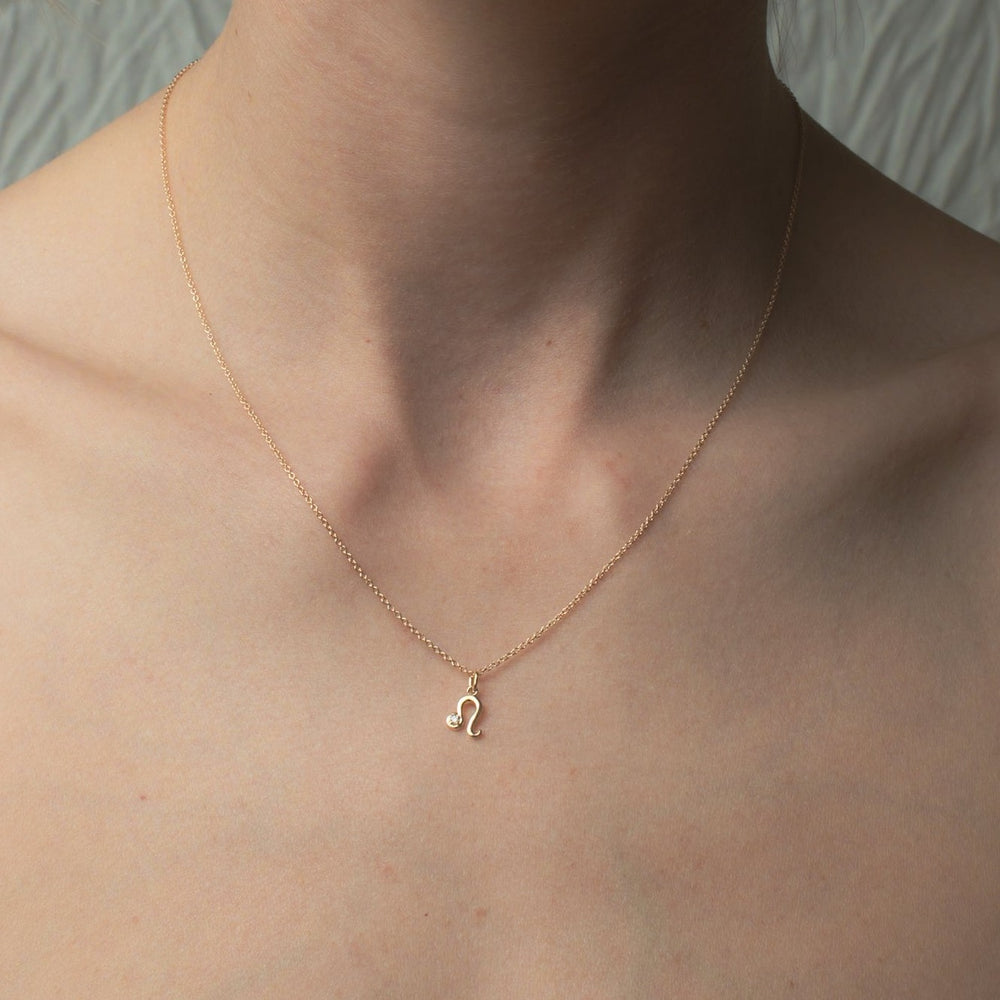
[1,0,998,238]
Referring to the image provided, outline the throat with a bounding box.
[157,1,807,638]
[170,0,791,373]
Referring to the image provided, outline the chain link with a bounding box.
[159,61,806,678]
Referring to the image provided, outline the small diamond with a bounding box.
[446,713,462,729]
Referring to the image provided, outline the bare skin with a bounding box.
[0,1,998,996]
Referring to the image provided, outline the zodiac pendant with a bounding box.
[446,672,483,738]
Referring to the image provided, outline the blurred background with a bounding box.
[0,0,997,238]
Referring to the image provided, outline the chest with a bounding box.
[4,383,1000,998]
[2,520,998,1000]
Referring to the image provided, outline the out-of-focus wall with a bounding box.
[772,0,1000,238]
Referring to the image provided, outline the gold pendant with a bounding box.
[446,672,483,738]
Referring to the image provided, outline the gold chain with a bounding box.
[159,61,806,682]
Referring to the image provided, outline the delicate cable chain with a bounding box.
[158,61,806,678]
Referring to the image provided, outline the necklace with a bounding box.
[159,62,806,739]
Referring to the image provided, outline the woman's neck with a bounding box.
[168,0,800,453]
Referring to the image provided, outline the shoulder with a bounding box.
[0,88,219,461]
[767,119,1000,630]
[0,92,176,369]
[0,95,223,603]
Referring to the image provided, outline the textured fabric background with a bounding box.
[0,0,998,238]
